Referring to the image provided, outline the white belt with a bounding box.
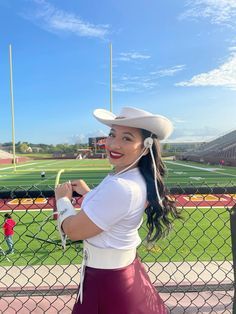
[78,240,136,303]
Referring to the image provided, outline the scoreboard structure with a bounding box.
[88,136,107,151]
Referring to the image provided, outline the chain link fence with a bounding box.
[0,184,235,313]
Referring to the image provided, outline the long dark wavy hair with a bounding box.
[138,129,181,242]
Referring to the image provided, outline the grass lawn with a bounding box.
[139,206,232,262]
[0,210,82,266]
[0,207,232,266]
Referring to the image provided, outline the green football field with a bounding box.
[0,158,235,189]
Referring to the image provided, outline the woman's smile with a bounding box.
[108,150,124,159]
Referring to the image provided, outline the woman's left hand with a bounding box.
[55,182,72,201]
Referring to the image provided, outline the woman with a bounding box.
[55,107,180,314]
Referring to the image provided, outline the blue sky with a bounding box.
[0,0,235,144]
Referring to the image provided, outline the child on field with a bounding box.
[2,213,16,254]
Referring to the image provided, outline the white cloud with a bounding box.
[176,53,236,90]
[180,0,236,27]
[166,134,216,143]
[113,84,135,92]
[113,64,184,93]
[117,52,151,62]
[169,126,222,142]
[172,117,186,124]
[113,74,158,92]
[22,0,109,39]
[69,130,108,144]
[150,65,185,77]
[113,55,184,92]
[69,134,86,144]
[86,130,108,138]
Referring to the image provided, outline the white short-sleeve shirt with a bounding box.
[82,167,147,249]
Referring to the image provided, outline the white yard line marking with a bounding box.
[189,177,204,181]
[0,160,64,172]
[0,163,37,171]
[166,161,236,177]
[34,161,64,168]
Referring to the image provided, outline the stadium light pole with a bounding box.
[109,43,112,112]
[9,44,16,171]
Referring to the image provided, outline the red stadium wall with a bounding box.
[0,157,30,164]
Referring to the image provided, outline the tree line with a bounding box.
[1,142,89,154]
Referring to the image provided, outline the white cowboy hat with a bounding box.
[93,107,173,140]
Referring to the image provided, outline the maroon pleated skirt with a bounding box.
[72,256,169,314]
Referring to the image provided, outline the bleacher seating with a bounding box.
[0,149,14,159]
[199,130,236,154]
[179,130,236,166]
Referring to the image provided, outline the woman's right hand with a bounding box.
[55,182,72,201]
[71,179,90,196]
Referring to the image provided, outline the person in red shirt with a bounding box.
[3,213,16,254]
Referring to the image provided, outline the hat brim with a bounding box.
[93,109,173,140]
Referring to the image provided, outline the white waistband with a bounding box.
[84,240,136,269]
[78,241,136,303]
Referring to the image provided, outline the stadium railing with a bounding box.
[0,184,235,313]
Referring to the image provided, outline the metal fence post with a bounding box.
[53,197,58,220]
[230,203,236,314]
